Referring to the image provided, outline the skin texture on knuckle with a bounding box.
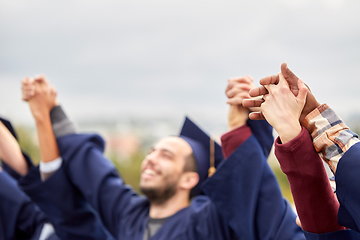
[279,85,289,95]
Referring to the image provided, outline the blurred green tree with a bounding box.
[108,151,145,194]
[15,126,41,165]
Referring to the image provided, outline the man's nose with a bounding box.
[145,151,159,165]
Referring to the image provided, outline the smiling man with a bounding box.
[140,137,197,207]
[17,75,304,240]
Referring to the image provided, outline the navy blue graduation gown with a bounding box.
[22,130,304,240]
[0,169,57,240]
[336,142,360,232]
[303,229,360,240]
[246,119,273,158]
[20,165,115,240]
[203,134,305,240]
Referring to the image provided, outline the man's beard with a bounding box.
[140,181,177,205]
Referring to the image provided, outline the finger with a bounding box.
[246,75,254,82]
[226,92,251,105]
[228,76,253,84]
[226,84,252,98]
[242,98,263,108]
[277,73,290,88]
[259,75,279,86]
[281,62,300,95]
[297,79,308,104]
[227,98,243,105]
[249,112,266,120]
[50,86,57,96]
[22,92,33,101]
[281,62,298,82]
[33,74,49,85]
[21,77,35,101]
[249,86,268,97]
[225,82,235,94]
[21,81,35,91]
[21,77,31,85]
[249,106,261,113]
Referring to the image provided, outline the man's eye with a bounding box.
[163,154,172,159]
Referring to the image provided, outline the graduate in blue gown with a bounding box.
[0,115,114,240]
[0,117,59,240]
[19,75,305,239]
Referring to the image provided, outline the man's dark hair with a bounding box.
[183,152,198,200]
[183,152,197,173]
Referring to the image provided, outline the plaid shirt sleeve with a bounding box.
[302,104,359,174]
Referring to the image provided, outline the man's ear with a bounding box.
[179,172,199,190]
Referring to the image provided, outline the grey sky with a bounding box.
[1,0,359,131]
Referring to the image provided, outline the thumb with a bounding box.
[33,74,48,85]
[278,72,290,88]
[297,79,308,105]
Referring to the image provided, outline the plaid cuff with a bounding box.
[302,104,359,173]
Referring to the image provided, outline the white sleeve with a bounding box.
[39,157,63,181]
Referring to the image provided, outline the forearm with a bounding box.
[227,105,248,131]
[0,121,28,175]
[302,104,359,173]
[35,114,60,163]
[275,127,344,233]
[39,106,77,181]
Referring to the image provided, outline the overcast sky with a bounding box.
[1,0,359,131]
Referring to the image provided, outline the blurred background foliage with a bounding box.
[16,126,41,165]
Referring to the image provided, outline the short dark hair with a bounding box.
[183,152,197,173]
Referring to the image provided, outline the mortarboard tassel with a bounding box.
[208,138,216,177]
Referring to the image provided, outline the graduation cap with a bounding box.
[179,117,224,197]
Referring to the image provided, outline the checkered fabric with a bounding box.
[302,104,359,174]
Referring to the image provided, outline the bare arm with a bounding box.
[0,120,28,175]
[22,76,60,164]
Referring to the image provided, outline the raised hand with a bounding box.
[243,63,320,123]
[21,75,58,121]
[21,75,60,164]
[259,73,308,143]
[225,76,257,130]
[21,77,35,101]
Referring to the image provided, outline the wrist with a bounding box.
[228,105,249,131]
[300,91,320,123]
[228,119,247,131]
[34,113,51,125]
[276,121,302,144]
